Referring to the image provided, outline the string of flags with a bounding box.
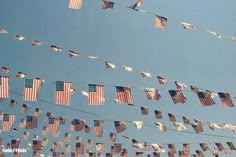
[66,0,236,41]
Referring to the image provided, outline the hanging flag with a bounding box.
[157,76,167,84]
[183,144,190,156]
[111,143,122,153]
[128,1,139,11]
[155,122,167,132]
[88,56,99,59]
[120,148,128,157]
[144,88,161,100]
[152,152,160,157]
[51,45,62,52]
[68,0,83,9]
[199,143,209,151]
[218,92,234,107]
[197,91,215,106]
[133,121,144,130]
[34,108,42,117]
[228,36,236,41]
[154,110,163,119]
[19,118,26,128]
[0,29,8,33]
[196,150,204,157]
[175,81,187,90]
[55,81,72,105]
[137,0,142,6]
[2,114,15,131]
[114,121,127,133]
[168,144,177,156]
[15,35,25,40]
[88,84,105,105]
[59,116,66,125]
[141,106,148,115]
[65,144,71,153]
[191,123,204,133]
[109,132,116,142]
[41,126,48,136]
[26,116,38,129]
[75,142,84,154]
[122,66,133,72]
[22,131,29,140]
[190,85,199,93]
[24,78,42,101]
[68,50,79,57]
[155,15,167,29]
[96,143,106,153]
[168,113,176,122]
[11,139,20,149]
[182,116,190,125]
[102,0,114,9]
[141,72,152,78]
[32,40,43,46]
[84,124,91,133]
[180,22,195,30]
[207,30,221,38]
[87,139,94,149]
[173,122,187,131]
[0,76,9,98]
[16,72,26,78]
[94,120,104,137]
[21,104,29,113]
[64,133,71,142]
[32,140,42,151]
[87,152,96,157]
[116,86,132,104]
[169,90,187,104]
[152,144,166,152]
[215,143,225,151]
[210,148,219,156]
[9,99,17,107]
[105,61,116,69]
[48,117,60,133]
[70,119,85,132]
[227,142,236,150]
[1,67,10,74]
[135,152,143,157]
[42,138,48,147]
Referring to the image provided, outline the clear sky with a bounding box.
[1,0,236,156]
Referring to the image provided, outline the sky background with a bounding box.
[1,0,236,156]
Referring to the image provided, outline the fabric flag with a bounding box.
[42,138,49,147]
[144,88,161,100]
[9,99,17,107]
[59,116,66,125]
[22,131,30,140]
[153,152,160,157]
[191,123,204,133]
[152,144,166,152]
[196,150,204,157]
[183,144,190,156]
[168,144,176,155]
[173,122,187,131]
[26,116,38,129]
[15,35,25,40]
[182,116,190,125]
[65,144,71,153]
[70,119,85,132]
[157,76,167,84]
[94,120,104,137]
[114,121,127,133]
[199,143,209,151]
[178,151,186,157]
[105,152,113,157]
[1,67,10,73]
[218,92,234,107]
[55,81,72,105]
[128,1,139,11]
[197,91,215,106]
[190,85,199,93]
[2,114,15,131]
[155,15,167,29]
[122,66,133,72]
[68,0,83,9]
[227,142,236,150]
[120,148,128,157]
[0,76,9,98]
[69,50,79,57]
[84,124,91,133]
[109,132,116,142]
[102,0,114,9]
[32,140,42,151]
[48,117,60,133]
[24,78,42,101]
[96,143,106,153]
[111,143,122,153]
[75,136,83,142]
[215,143,225,151]
[133,121,144,130]
[75,142,84,154]
[105,61,116,69]
[208,123,225,130]
[16,72,26,78]
[52,129,60,138]
[135,152,143,157]
[155,122,167,132]
[116,86,132,104]
[210,148,219,156]
[168,113,176,122]
[64,133,71,142]
[0,29,8,33]
[175,81,187,90]
[51,45,62,52]
[207,30,221,38]
[41,126,49,136]
[11,139,20,149]
[168,90,187,104]
[34,108,42,118]
[141,72,151,78]
[154,110,163,119]
[88,56,99,59]
[19,118,26,128]
[228,36,236,41]
[21,104,29,113]
[32,40,43,46]
[87,152,96,157]
[141,106,148,115]
[143,142,150,152]
[180,22,195,30]
[88,84,105,105]
[87,139,94,149]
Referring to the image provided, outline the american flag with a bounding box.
[59,116,66,125]
[141,72,152,78]
[88,84,105,105]
[51,45,62,52]
[196,150,204,157]
[0,29,8,33]
[133,121,144,129]
[154,110,163,119]
[183,144,190,156]
[84,124,91,133]
[16,72,26,78]
[182,116,190,125]
[15,35,25,40]
[168,144,176,155]
[70,119,85,132]
[94,120,104,137]
[75,142,84,154]
[116,86,133,104]
[141,106,148,115]
[96,143,106,153]
[120,148,128,157]
[190,85,199,93]
[55,81,72,105]
[22,131,29,140]
[157,76,167,84]
[32,40,43,46]
[87,152,96,157]
[24,78,42,101]
[0,76,9,98]
[69,50,79,57]
[106,153,113,157]
[199,143,209,151]
[122,66,133,72]
[34,108,42,118]
[175,81,187,90]
[21,104,29,113]
[26,116,38,129]
[128,1,138,11]
[143,142,150,152]
[191,123,204,133]
[68,0,83,9]
[19,118,26,128]
[9,99,17,107]
[65,144,71,153]
[64,133,71,142]
[11,139,20,149]
[168,113,176,122]
[135,152,143,157]
[155,122,167,132]
[153,152,160,157]
[218,92,234,107]
[105,61,116,69]
[48,117,60,133]
[112,143,122,153]
[168,90,187,104]
[102,0,114,9]
[32,140,42,151]
[114,121,127,133]
[227,142,236,150]
[155,15,167,29]
[173,123,186,131]
[197,91,215,106]
[144,88,161,100]
[2,114,15,131]
[1,67,10,73]
[109,132,116,142]
[208,30,221,38]
[215,143,225,151]
[180,22,195,30]
[87,139,94,149]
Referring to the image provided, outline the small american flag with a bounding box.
[1,67,10,73]
[55,81,72,105]
[16,72,26,78]
[116,86,133,104]
[0,76,9,98]
[135,152,143,157]
[182,116,190,125]
[153,152,160,157]
[168,113,176,122]
[168,144,176,155]
[141,106,148,115]
[144,88,161,101]
[70,119,85,132]
[96,143,106,153]
[42,138,48,147]
[51,45,62,52]
[112,143,122,153]
[191,123,204,133]
[180,22,195,30]
[75,142,84,154]
[227,142,236,150]
[32,140,42,151]
[122,66,133,72]
[157,76,167,84]
[141,72,151,78]
[64,133,71,142]
[11,139,20,149]
[155,122,167,132]
[218,92,234,107]
[84,124,91,133]
[15,35,25,40]
[190,85,199,93]
[9,99,17,108]
[199,143,209,151]
[155,15,167,29]
[88,84,105,105]
[109,132,116,142]
[208,30,221,38]
[183,144,190,156]
[32,40,43,46]
[197,91,215,106]
[154,110,162,119]
[34,108,42,118]
[22,131,29,140]
[48,117,60,133]
[69,50,79,57]
[168,90,187,104]
[105,61,116,69]
[87,139,94,149]
[175,81,187,90]
[215,143,225,151]
[26,116,38,129]
[114,121,127,133]
[196,150,204,157]
[0,29,8,33]
[68,0,83,9]
[102,0,114,9]
[133,121,144,129]
[21,104,29,113]
[94,120,104,137]
[24,78,42,101]
[120,148,128,157]
[2,114,15,131]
